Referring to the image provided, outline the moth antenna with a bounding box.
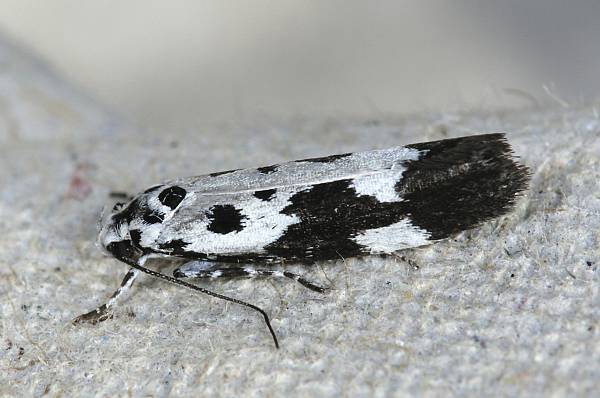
[125,260,279,349]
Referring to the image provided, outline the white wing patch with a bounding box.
[169,188,302,255]
[350,168,405,202]
[353,219,430,253]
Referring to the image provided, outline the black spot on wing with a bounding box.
[397,134,530,239]
[253,188,276,201]
[210,169,240,177]
[158,186,187,210]
[206,205,247,234]
[298,153,352,163]
[257,165,278,174]
[143,211,164,224]
[158,239,189,255]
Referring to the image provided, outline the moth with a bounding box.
[74,133,530,348]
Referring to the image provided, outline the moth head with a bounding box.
[97,199,141,263]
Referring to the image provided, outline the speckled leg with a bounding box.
[73,268,139,324]
[173,261,328,293]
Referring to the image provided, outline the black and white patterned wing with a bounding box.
[134,134,528,262]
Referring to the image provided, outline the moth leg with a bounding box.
[173,261,328,293]
[73,268,139,324]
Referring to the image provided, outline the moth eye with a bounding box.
[113,202,124,212]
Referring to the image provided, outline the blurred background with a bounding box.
[0,0,599,129]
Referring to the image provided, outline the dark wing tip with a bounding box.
[398,133,530,239]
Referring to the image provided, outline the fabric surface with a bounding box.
[0,36,598,397]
